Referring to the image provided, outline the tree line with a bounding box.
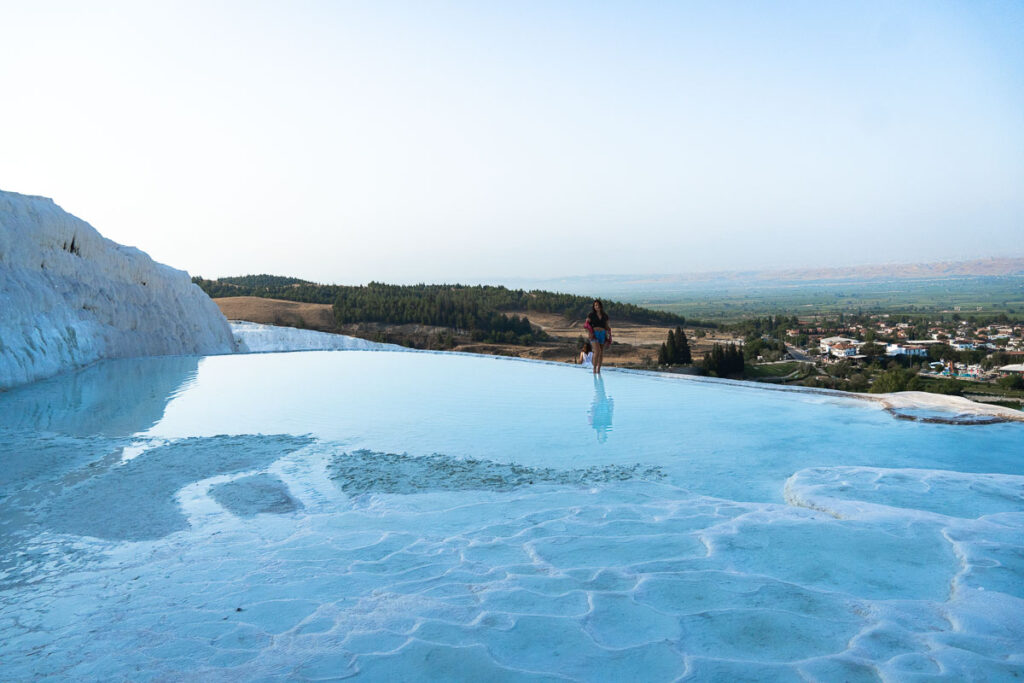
[192,275,338,304]
[703,343,745,377]
[332,284,539,344]
[193,275,707,325]
[657,327,692,365]
[192,276,721,345]
[654,327,745,377]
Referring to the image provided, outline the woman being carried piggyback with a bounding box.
[584,300,611,374]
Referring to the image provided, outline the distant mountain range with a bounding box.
[498,257,1024,297]
[650,257,1024,283]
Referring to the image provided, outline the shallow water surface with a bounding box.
[1,350,1022,680]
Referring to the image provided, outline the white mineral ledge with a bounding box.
[866,390,1024,422]
[0,189,236,390]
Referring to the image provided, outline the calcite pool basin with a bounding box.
[1,350,1022,680]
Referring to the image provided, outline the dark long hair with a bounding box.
[588,299,608,325]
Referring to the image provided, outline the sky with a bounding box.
[1,1,1022,285]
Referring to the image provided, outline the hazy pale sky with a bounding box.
[1,1,1022,284]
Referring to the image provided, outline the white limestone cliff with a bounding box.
[0,190,236,389]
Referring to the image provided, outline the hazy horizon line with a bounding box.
[205,254,1024,287]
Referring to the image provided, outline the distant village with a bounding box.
[687,311,1024,401]
[800,316,1024,380]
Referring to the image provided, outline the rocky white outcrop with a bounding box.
[0,190,236,389]
[230,321,407,353]
[870,390,1024,423]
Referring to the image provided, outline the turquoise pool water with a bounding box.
[1,350,1022,680]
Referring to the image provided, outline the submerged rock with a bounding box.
[328,449,666,494]
[210,473,303,517]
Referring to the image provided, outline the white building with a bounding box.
[886,343,928,357]
[830,342,860,358]
[819,336,859,355]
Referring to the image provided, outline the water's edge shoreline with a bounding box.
[4,322,1021,426]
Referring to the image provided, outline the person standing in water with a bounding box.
[577,341,594,369]
[585,300,611,374]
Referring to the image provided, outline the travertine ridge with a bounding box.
[0,190,235,389]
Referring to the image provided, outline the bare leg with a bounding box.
[593,341,603,373]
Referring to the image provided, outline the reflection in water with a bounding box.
[0,356,200,588]
[588,376,614,442]
[0,355,200,437]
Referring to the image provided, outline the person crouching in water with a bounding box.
[585,300,611,374]
[577,341,594,369]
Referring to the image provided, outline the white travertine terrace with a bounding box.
[230,321,405,353]
[871,390,1024,423]
[0,189,236,389]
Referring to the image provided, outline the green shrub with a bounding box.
[997,374,1024,391]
